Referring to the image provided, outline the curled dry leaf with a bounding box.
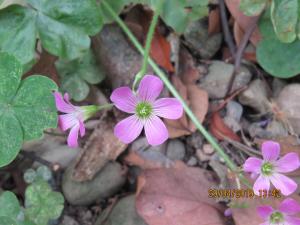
[72,116,127,181]
[210,112,241,142]
[165,48,209,138]
[225,0,261,46]
[136,163,225,225]
[208,7,221,35]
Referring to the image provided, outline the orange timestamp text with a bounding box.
[208,188,281,199]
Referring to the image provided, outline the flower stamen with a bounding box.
[270,211,284,224]
[136,102,152,119]
[261,162,273,176]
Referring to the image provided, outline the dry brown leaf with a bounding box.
[25,49,59,83]
[136,163,225,225]
[72,116,127,181]
[208,7,221,35]
[165,49,208,138]
[210,112,241,142]
[225,0,261,46]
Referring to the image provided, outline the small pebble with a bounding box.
[187,156,198,166]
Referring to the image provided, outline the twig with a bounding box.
[226,15,260,96]
[219,0,236,57]
[20,150,60,171]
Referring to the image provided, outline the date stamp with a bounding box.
[208,188,281,199]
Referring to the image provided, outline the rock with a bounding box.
[266,120,288,137]
[272,78,287,98]
[196,149,211,162]
[62,162,126,205]
[238,79,270,114]
[186,132,204,149]
[202,144,214,155]
[23,138,80,169]
[184,18,222,59]
[60,216,79,225]
[166,139,186,161]
[277,84,300,134]
[131,137,167,154]
[95,195,147,225]
[224,101,243,132]
[92,24,151,89]
[199,61,252,99]
[187,156,198,166]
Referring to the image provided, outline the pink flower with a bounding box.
[110,75,183,146]
[257,198,300,225]
[54,91,99,148]
[243,141,300,196]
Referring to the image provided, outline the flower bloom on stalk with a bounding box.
[243,141,300,196]
[54,91,99,148]
[110,75,183,146]
[257,198,300,225]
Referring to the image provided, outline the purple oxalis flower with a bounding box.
[243,141,300,196]
[257,198,300,225]
[110,75,183,146]
[54,91,99,148]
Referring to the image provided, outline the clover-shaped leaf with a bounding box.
[0,53,57,167]
[240,0,267,16]
[55,50,105,101]
[0,0,102,70]
[25,180,64,225]
[257,18,300,78]
[0,191,36,225]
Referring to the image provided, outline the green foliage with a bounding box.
[100,0,209,33]
[0,53,57,167]
[0,191,36,225]
[56,50,105,101]
[240,0,267,16]
[0,0,102,70]
[270,0,298,43]
[0,180,64,225]
[24,166,53,184]
[25,180,64,225]
[257,19,300,78]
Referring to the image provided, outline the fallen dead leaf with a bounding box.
[125,5,174,72]
[136,163,225,225]
[72,116,127,181]
[208,7,221,35]
[225,0,261,46]
[25,49,59,83]
[165,49,208,138]
[210,112,241,142]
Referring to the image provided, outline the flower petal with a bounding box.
[67,123,80,148]
[144,115,168,146]
[269,173,298,196]
[110,87,137,113]
[54,91,75,113]
[279,198,300,215]
[261,141,280,161]
[243,157,263,174]
[137,75,163,102]
[274,153,300,173]
[58,114,78,131]
[79,119,86,137]
[257,206,273,219]
[285,216,300,224]
[114,115,143,144]
[253,175,270,195]
[153,98,183,119]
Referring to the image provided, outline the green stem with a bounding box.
[132,0,163,91]
[102,0,251,188]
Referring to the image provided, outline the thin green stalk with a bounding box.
[102,0,250,187]
[132,0,163,91]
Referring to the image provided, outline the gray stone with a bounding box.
[187,156,198,166]
[184,18,222,59]
[62,162,126,205]
[166,139,186,161]
[199,61,252,99]
[95,195,147,225]
[60,216,79,225]
[277,84,300,134]
[238,79,270,114]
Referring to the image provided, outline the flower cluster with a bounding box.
[54,75,183,147]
